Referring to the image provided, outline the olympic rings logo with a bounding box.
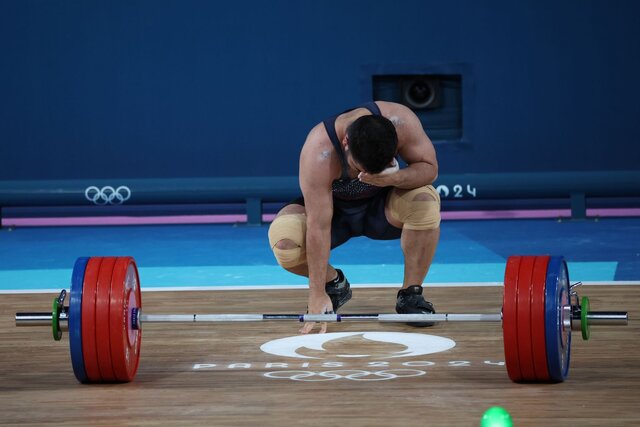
[264,369,426,382]
[84,186,132,205]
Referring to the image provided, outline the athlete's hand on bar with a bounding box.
[299,292,334,335]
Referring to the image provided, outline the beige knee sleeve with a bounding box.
[268,214,307,268]
[388,185,441,230]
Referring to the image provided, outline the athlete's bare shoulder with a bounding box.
[302,123,334,162]
[305,122,332,146]
[376,101,418,126]
[376,101,426,142]
[299,122,341,184]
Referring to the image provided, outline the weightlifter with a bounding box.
[268,101,441,334]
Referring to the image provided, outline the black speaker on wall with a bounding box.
[402,76,442,110]
[373,74,462,142]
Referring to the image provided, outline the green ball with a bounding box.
[481,406,513,427]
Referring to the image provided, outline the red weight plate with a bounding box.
[531,256,550,381]
[516,256,536,380]
[95,257,117,381]
[81,257,103,382]
[503,256,522,381]
[110,257,142,382]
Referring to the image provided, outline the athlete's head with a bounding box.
[346,115,398,174]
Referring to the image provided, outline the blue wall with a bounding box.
[1,0,639,180]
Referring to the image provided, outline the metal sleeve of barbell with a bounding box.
[587,312,628,325]
[15,312,68,327]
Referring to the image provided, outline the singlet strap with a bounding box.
[322,116,350,181]
[360,101,381,116]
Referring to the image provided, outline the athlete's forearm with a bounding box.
[305,222,331,295]
[392,162,438,189]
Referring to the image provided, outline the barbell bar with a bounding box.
[17,311,629,327]
[14,255,628,384]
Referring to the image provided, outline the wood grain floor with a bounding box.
[1,285,638,426]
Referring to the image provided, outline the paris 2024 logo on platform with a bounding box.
[258,332,457,382]
[260,332,456,359]
[192,332,504,381]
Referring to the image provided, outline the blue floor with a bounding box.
[1,218,639,291]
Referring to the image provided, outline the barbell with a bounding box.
[15,255,628,384]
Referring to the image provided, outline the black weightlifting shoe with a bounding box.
[395,285,436,327]
[325,269,352,312]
